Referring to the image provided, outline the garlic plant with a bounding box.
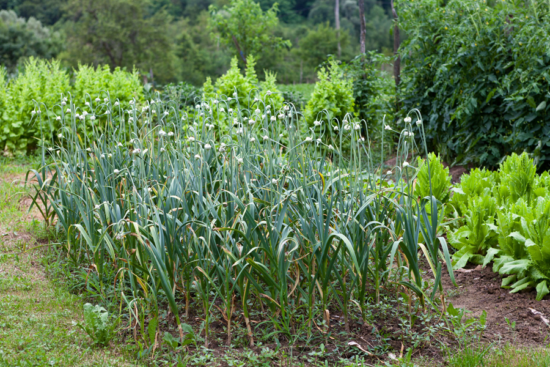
[29,95,453,347]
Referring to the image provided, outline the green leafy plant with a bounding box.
[202,56,283,135]
[451,152,550,300]
[0,57,69,154]
[449,168,498,217]
[304,60,355,142]
[497,152,538,205]
[76,303,118,346]
[72,64,144,107]
[415,153,451,204]
[450,196,498,269]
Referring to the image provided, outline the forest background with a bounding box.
[0,0,395,85]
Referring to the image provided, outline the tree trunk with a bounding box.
[391,0,401,112]
[335,0,341,58]
[231,35,247,66]
[358,0,367,54]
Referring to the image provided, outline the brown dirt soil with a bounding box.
[442,264,550,347]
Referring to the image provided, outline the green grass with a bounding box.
[0,161,139,367]
[446,344,550,367]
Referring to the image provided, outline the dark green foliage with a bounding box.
[0,10,62,70]
[399,0,550,170]
[159,81,200,108]
[62,0,175,83]
[0,0,64,25]
[341,52,394,130]
[297,22,351,70]
[208,0,291,67]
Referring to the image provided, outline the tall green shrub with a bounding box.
[0,58,69,154]
[304,60,355,141]
[399,0,550,169]
[202,56,284,134]
[342,52,395,131]
[72,64,143,106]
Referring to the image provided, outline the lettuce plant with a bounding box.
[415,153,451,204]
[451,152,550,300]
[77,303,118,346]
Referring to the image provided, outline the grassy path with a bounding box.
[0,161,138,367]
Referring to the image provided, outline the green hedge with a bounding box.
[399,0,550,169]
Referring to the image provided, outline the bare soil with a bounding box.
[442,264,550,347]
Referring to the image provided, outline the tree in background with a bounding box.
[61,0,175,83]
[173,13,230,86]
[0,10,62,71]
[0,0,396,84]
[208,0,291,66]
[299,22,350,71]
[0,0,64,25]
